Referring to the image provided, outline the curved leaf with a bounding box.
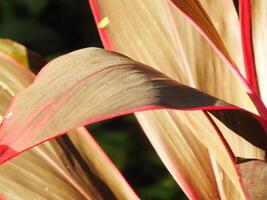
[169,0,267,119]
[0,48,94,199]
[0,47,265,163]
[88,1,265,198]
[0,42,138,200]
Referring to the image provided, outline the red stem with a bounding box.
[239,0,259,96]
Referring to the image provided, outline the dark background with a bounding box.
[0,0,187,199]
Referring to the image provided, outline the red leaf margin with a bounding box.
[0,51,266,199]
[239,0,259,95]
[169,0,267,119]
[87,1,267,199]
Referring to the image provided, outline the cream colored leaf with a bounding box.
[0,42,139,200]
[251,1,267,106]
[199,0,245,75]
[209,155,242,200]
[3,47,265,200]
[167,1,263,157]
[0,47,236,158]
[135,111,220,199]
[0,56,95,200]
[68,127,139,200]
[89,0,261,199]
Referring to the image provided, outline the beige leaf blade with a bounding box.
[1,47,266,199]
[88,0,264,199]
[169,0,233,65]
[166,0,264,158]
[0,41,139,200]
[169,0,267,119]
[239,160,267,199]
[135,110,220,199]
[0,51,94,200]
[251,1,267,106]
[67,127,139,200]
[0,47,238,157]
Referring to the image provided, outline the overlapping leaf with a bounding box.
[89,1,234,198]
[167,0,264,159]
[0,40,138,200]
[0,44,92,199]
[169,0,267,119]
[88,0,267,199]
[0,47,266,199]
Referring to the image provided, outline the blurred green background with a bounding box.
[0,0,187,199]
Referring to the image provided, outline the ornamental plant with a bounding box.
[0,0,266,200]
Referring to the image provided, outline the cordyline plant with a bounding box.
[0,0,266,199]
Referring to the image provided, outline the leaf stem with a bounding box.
[239,0,259,96]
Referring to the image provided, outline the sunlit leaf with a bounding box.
[68,127,139,199]
[169,0,267,119]
[251,1,267,106]
[0,49,94,199]
[0,41,138,200]
[135,110,221,199]
[88,0,265,199]
[0,48,266,199]
[0,39,29,69]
